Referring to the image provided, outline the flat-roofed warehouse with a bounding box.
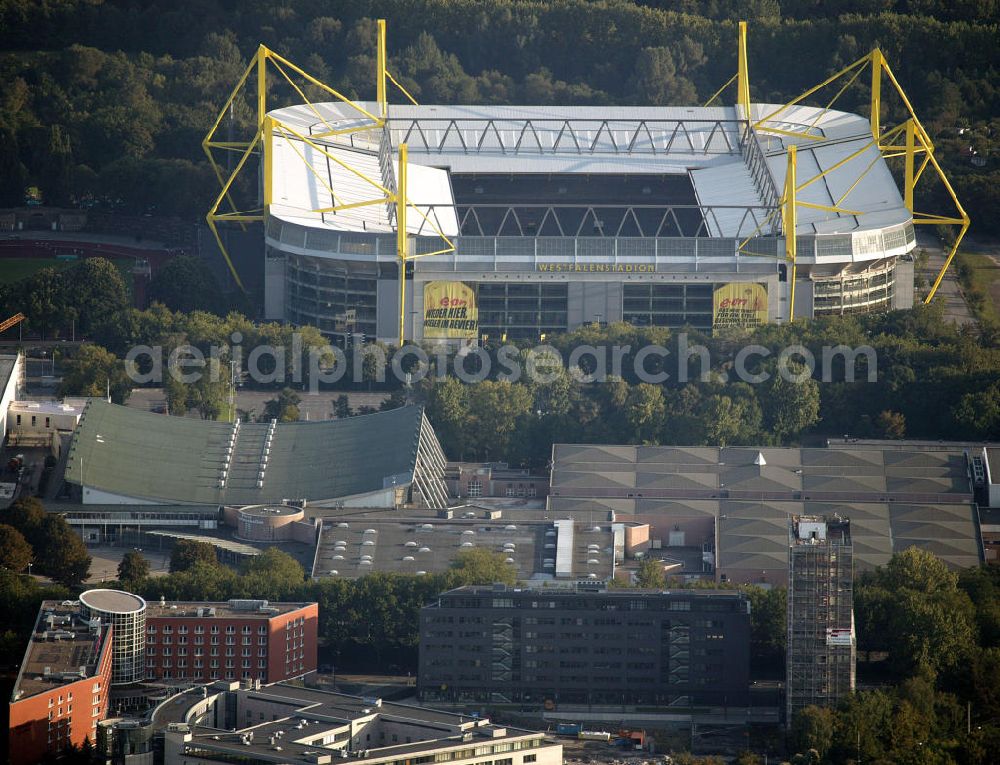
[311,514,618,582]
[63,399,447,508]
[547,443,983,584]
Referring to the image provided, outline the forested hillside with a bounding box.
[1,0,997,231]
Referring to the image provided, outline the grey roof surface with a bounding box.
[158,682,552,765]
[0,354,17,393]
[312,515,614,581]
[549,443,982,576]
[79,589,146,614]
[144,601,312,620]
[12,600,111,702]
[64,400,435,505]
[550,444,974,504]
[145,531,262,558]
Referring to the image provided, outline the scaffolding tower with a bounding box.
[786,515,856,726]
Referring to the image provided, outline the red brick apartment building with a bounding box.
[8,594,317,765]
[143,599,318,684]
[8,601,113,765]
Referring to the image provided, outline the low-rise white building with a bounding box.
[156,682,562,765]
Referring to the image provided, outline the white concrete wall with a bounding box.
[0,353,24,440]
[8,405,80,434]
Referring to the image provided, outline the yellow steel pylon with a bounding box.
[712,23,970,305]
[737,21,751,120]
[784,145,797,323]
[202,18,435,303]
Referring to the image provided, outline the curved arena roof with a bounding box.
[64,399,448,507]
[266,100,912,255]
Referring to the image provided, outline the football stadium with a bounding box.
[205,22,967,345]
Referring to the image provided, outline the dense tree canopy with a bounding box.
[0,523,33,573]
[59,343,132,404]
[856,546,978,678]
[117,550,150,585]
[148,255,224,315]
[0,1,995,231]
[168,539,218,572]
[3,497,91,586]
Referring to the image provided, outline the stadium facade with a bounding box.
[204,22,966,346]
[262,100,914,343]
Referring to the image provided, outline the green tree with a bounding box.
[117,550,150,585]
[149,560,238,601]
[5,497,46,542]
[34,515,90,586]
[790,706,836,760]
[703,394,759,446]
[22,268,71,335]
[165,361,231,420]
[333,394,351,419]
[629,47,697,105]
[169,539,218,573]
[759,368,820,441]
[0,524,33,573]
[148,256,223,314]
[420,376,470,458]
[240,549,305,599]
[37,124,74,206]
[448,548,517,586]
[856,548,977,678]
[624,383,666,444]
[969,647,1000,726]
[876,409,907,439]
[262,388,301,422]
[952,382,1000,440]
[66,258,129,334]
[634,557,666,589]
[958,566,1000,647]
[466,380,533,460]
[0,124,28,207]
[60,344,131,404]
[744,585,787,668]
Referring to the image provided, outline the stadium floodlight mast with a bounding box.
[708,22,969,315]
[201,20,454,346]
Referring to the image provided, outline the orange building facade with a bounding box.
[8,602,114,765]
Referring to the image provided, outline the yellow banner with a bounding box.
[713,282,768,328]
[423,281,478,340]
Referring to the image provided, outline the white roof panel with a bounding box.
[265,101,909,240]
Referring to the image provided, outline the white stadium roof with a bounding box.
[265,100,909,241]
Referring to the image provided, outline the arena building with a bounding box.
[263,99,917,343]
[63,399,448,509]
[206,24,967,346]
